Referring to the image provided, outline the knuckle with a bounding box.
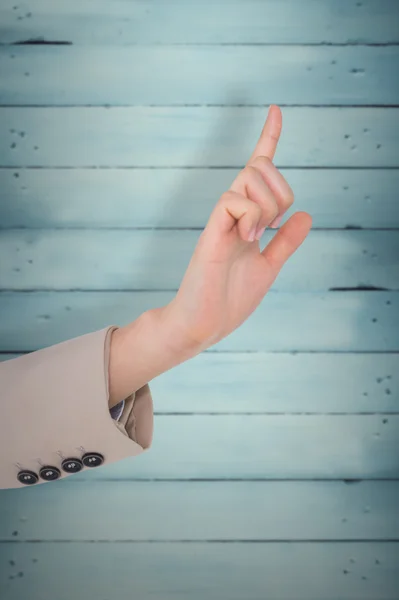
[251,155,272,169]
[220,190,234,203]
[243,164,259,180]
[286,185,295,206]
[250,203,263,225]
[272,204,280,219]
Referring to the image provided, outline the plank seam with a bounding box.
[156,412,399,416]
[2,350,399,356]
[1,167,399,171]
[1,227,399,232]
[2,350,398,355]
[1,104,399,108]
[1,166,398,170]
[4,42,399,47]
[0,288,397,293]
[2,539,399,543]
[58,478,399,482]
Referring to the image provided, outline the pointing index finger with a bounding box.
[247,105,282,165]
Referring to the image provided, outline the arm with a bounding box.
[108,307,199,408]
[1,105,311,490]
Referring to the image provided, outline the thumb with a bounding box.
[261,211,312,274]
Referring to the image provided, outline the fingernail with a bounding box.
[270,214,283,228]
[255,226,266,240]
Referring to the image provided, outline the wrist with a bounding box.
[108,306,195,407]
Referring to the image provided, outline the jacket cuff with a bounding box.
[0,325,154,489]
[104,326,154,450]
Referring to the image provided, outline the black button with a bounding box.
[39,466,61,481]
[61,458,83,473]
[82,452,104,468]
[17,470,38,485]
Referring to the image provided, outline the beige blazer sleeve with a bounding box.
[0,325,154,490]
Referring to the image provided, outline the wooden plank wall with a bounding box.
[0,1,398,598]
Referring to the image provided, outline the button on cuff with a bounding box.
[39,466,61,481]
[61,458,83,473]
[17,470,38,485]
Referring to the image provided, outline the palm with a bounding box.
[204,234,270,338]
[212,238,273,334]
[170,209,309,351]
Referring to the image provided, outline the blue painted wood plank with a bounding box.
[66,414,399,480]
[1,46,398,105]
[0,168,398,229]
[0,291,396,352]
[1,351,397,413]
[1,108,397,167]
[0,0,398,44]
[0,230,397,291]
[1,481,398,540]
[0,542,398,600]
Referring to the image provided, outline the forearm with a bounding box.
[108,307,197,408]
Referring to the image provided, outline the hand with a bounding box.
[158,105,313,354]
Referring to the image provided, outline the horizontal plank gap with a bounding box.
[1,287,398,293]
[1,167,399,171]
[1,227,399,232]
[2,538,399,544]
[1,165,399,170]
[2,350,399,356]
[4,42,399,47]
[56,477,399,483]
[2,349,399,355]
[1,104,399,109]
[94,410,399,415]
